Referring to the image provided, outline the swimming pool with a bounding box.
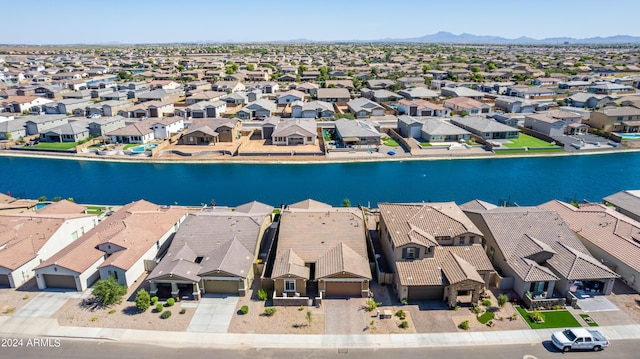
[130,143,158,153]
[616,133,640,140]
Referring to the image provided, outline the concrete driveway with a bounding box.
[13,290,82,318]
[577,296,619,312]
[324,298,369,334]
[187,294,239,333]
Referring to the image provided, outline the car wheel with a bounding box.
[563,346,571,352]
[593,346,602,352]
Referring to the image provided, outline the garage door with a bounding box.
[43,274,77,290]
[407,285,444,301]
[0,274,10,287]
[325,282,362,298]
[203,280,239,294]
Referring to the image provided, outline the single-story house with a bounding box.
[347,98,385,118]
[35,200,188,291]
[397,99,449,117]
[177,118,241,145]
[524,113,566,137]
[506,86,557,100]
[603,190,640,223]
[276,89,306,105]
[378,202,494,306]
[265,200,371,302]
[175,100,227,119]
[291,100,334,119]
[107,119,155,144]
[147,202,273,299]
[494,96,536,114]
[441,87,485,100]
[361,88,403,103]
[398,115,471,143]
[443,97,491,115]
[236,99,277,120]
[334,118,381,146]
[565,93,615,109]
[316,88,350,103]
[0,201,97,288]
[136,88,183,103]
[270,118,317,145]
[397,87,439,100]
[39,120,91,143]
[185,90,226,105]
[450,116,520,140]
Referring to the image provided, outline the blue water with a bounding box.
[130,144,158,153]
[617,133,640,140]
[0,153,638,207]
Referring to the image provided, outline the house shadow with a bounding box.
[416,300,448,311]
[122,306,142,316]
[15,278,40,293]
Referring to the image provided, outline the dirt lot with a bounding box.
[0,278,39,315]
[55,276,195,331]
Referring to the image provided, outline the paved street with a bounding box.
[186,294,238,333]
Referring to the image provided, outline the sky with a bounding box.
[2,0,640,44]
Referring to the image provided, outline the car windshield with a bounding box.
[563,329,577,341]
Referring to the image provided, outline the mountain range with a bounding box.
[368,31,640,44]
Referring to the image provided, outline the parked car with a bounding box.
[551,328,610,352]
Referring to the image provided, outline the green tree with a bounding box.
[422,64,432,73]
[135,289,151,311]
[175,65,185,72]
[247,64,255,71]
[52,196,62,202]
[117,70,133,81]
[38,196,47,202]
[298,65,308,75]
[342,198,351,207]
[92,276,127,307]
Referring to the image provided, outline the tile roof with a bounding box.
[36,200,188,273]
[603,190,640,218]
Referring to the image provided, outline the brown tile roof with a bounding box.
[540,200,640,273]
[36,200,86,215]
[379,202,483,248]
[272,205,370,280]
[36,200,188,273]
[396,245,492,286]
[398,99,444,110]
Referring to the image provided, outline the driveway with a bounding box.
[324,298,369,334]
[577,296,619,312]
[13,290,83,318]
[187,294,238,333]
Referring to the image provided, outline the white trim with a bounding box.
[200,276,240,281]
[284,279,296,292]
[321,278,367,283]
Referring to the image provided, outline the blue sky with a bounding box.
[3,0,639,44]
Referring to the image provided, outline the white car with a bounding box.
[551,328,610,352]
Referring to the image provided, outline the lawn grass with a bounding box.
[28,142,80,150]
[419,142,432,147]
[123,144,138,150]
[86,206,106,215]
[477,310,495,324]
[503,133,557,148]
[382,137,400,147]
[579,314,599,327]
[516,306,581,329]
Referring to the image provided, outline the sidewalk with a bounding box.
[1,315,639,349]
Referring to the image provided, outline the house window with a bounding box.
[458,237,465,245]
[71,231,78,240]
[488,246,495,260]
[108,270,118,280]
[435,236,450,241]
[425,246,432,254]
[284,279,296,292]
[195,256,203,264]
[404,247,417,260]
[188,136,194,142]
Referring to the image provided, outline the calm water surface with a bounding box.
[1,153,638,207]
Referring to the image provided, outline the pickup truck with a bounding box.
[551,328,610,352]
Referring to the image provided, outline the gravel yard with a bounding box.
[0,278,39,315]
[228,295,324,334]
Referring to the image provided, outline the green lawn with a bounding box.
[503,134,558,148]
[86,206,107,215]
[516,306,581,329]
[382,137,400,147]
[123,144,139,150]
[419,142,432,147]
[477,310,495,324]
[580,314,599,327]
[28,142,80,150]
[495,149,566,155]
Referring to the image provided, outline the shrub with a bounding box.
[108,309,116,314]
[155,303,163,313]
[366,297,381,312]
[166,298,175,307]
[151,296,158,305]
[497,294,508,307]
[161,310,172,319]
[306,310,312,326]
[299,305,305,311]
[481,299,492,307]
[453,306,461,311]
[395,310,406,319]
[92,275,127,307]
[264,307,276,316]
[528,311,545,323]
[400,321,409,329]
[135,289,151,311]
[3,307,16,314]
[180,308,186,314]
[258,288,268,301]
[472,304,483,314]
[91,317,98,322]
[240,305,249,315]
[459,320,470,330]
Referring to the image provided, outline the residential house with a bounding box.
[35,200,188,291]
[220,92,249,106]
[0,117,28,140]
[150,117,184,139]
[377,203,494,305]
[347,98,385,118]
[24,115,69,136]
[61,90,93,101]
[291,100,334,119]
[177,118,241,145]
[175,100,227,119]
[494,96,536,114]
[148,80,181,90]
[334,118,381,146]
[0,201,97,288]
[534,77,562,87]
[397,77,426,88]
[540,200,640,294]
[2,96,53,114]
[450,116,520,140]
[236,99,277,120]
[397,87,439,100]
[0,193,38,214]
[397,99,449,117]
[137,88,182,103]
[39,120,91,143]
[316,88,350,104]
[524,113,566,137]
[506,86,557,100]
[586,107,640,132]
[398,115,470,143]
[265,200,371,301]
[367,79,395,90]
[43,98,92,115]
[603,190,640,223]
[270,118,317,145]
[588,82,635,96]
[443,97,491,115]
[462,205,619,307]
[278,73,297,82]
[294,83,320,97]
[441,87,485,100]
[324,80,354,92]
[276,89,306,105]
[101,100,132,117]
[99,90,130,102]
[147,202,273,299]
[361,88,403,103]
[118,100,174,119]
[212,81,245,93]
[87,116,126,137]
[185,90,226,105]
[107,120,155,144]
